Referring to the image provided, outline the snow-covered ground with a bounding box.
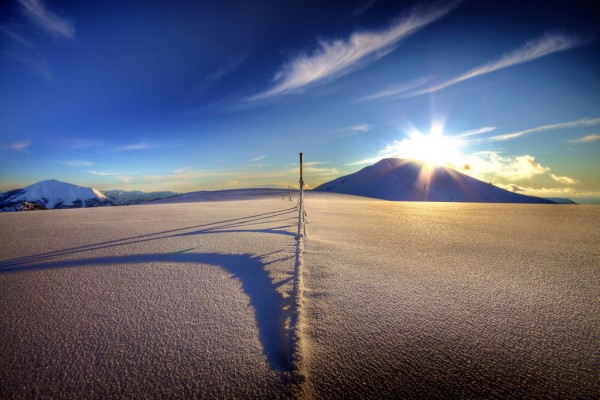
[1,192,598,398]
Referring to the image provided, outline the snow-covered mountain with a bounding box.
[0,179,114,211]
[314,158,556,204]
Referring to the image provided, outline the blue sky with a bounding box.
[1,0,599,200]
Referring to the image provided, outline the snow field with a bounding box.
[0,199,301,398]
[300,193,599,398]
[1,192,598,398]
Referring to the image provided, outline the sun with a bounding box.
[390,123,464,166]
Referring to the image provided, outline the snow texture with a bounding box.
[1,191,598,398]
[315,158,556,203]
[300,192,599,398]
[1,198,299,398]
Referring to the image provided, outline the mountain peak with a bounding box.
[315,158,554,204]
[1,179,111,211]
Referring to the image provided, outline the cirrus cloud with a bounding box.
[249,1,461,100]
[18,0,75,39]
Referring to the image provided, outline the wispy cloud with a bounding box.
[173,167,193,174]
[3,51,54,82]
[352,0,378,17]
[208,51,248,81]
[249,1,460,100]
[364,33,583,100]
[64,138,103,150]
[18,0,74,39]
[114,142,151,151]
[62,160,93,168]
[250,155,267,162]
[357,76,431,101]
[1,140,32,150]
[569,133,600,144]
[550,174,578,185]
[489,117,600,142]
[336,123,373,137]
[0,25,36,48]
[457,126,496,138]
[86,170,120,176]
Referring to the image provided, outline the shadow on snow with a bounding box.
[0,206,300,374]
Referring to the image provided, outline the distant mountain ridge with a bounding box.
[315,158,556,204]
[102,189,179,205]
[0,180,113,211]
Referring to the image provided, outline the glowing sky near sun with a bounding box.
[1,0,599,201]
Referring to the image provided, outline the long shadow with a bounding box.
[1,251,293,373]
[0,206,297,269]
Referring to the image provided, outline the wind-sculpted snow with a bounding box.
[301,192,599,398]
[0,192,598,398]
[0,199,299,398]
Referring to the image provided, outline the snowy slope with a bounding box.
[102,189,179,205]
[0,179,113,210]
[315,158,555,203]
[0,193,597,398]
[149,188,292,204]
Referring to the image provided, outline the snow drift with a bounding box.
[315,158,555,203]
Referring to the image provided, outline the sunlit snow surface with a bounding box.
[1,192,599,398]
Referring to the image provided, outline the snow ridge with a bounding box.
[289,187,308,393]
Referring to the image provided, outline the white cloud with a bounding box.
[460,153,549,181]
[458,153,579,188]
[249,1,460,100]
[550,174,578,185]
[569,133,600,144]
[457,126,496,138]
[62,160,93,168]
[18,0,75,39]
[490,117,600,141]
[173,167,193,174]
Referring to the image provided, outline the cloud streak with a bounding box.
[249,1,460,100]
[489,117,600,142]
[364,33,583,100]
[18,0,75,39]
[569,133,600,144]
[457,126,496,138]
[86,170,120,176]
[336,123,373,137]
[62,160,93,168]
[250,155,267,162]
[114,142,151,151]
